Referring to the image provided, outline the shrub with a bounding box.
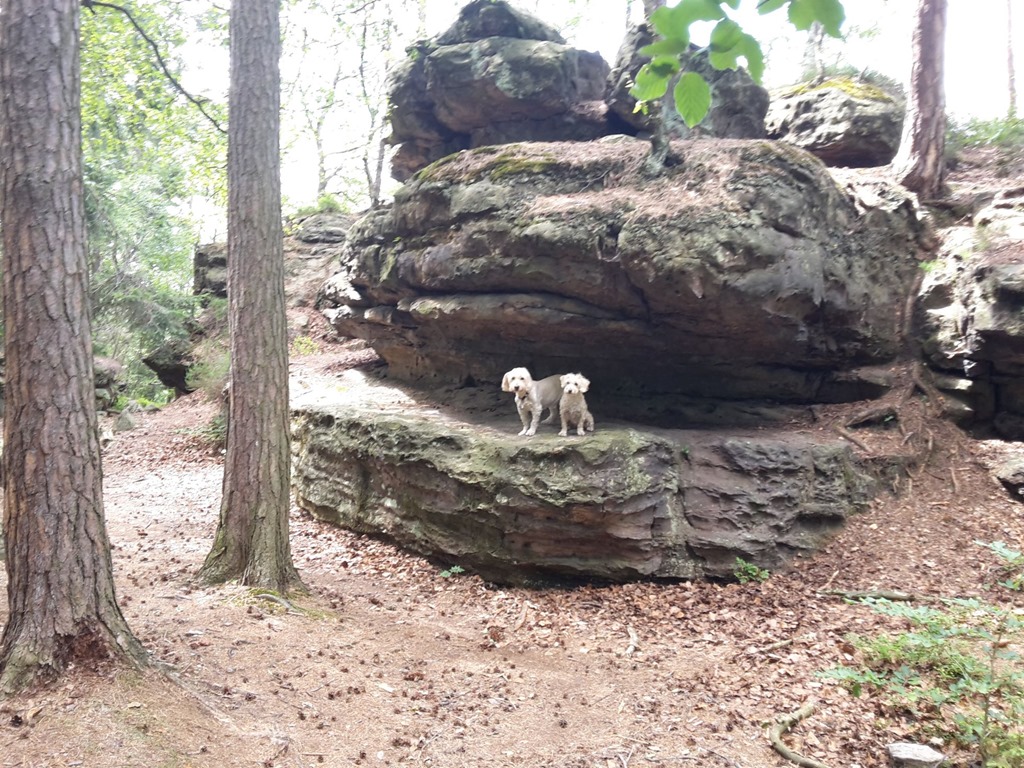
[823,597,1024,767]
[733,557,770,584]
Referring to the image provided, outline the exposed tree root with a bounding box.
[816,589,947,605]
[768,701,832,768]
[833,425,869,452]
[833,361,952,474]
[816,588,916,601]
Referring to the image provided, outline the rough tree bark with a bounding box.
[197,0,302,593]
[641,0,671,175]
[891,0,948,199]
[1009,0,1017,118]
[0,0,146,691]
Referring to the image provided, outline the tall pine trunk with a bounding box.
[891,0,947,199]
[198,0,301,593]
[0,0,146,691]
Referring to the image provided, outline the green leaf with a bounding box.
[757,0,788,14]
[648,55,682,80]
[721,0,740,8]
[708,32,765,81]
[737,34,765,82]
[787,0,815,30]
[709,48,738,70]
[788,0,845,37]
[709,19,743,53]
[811,0,845,37]
[630,60,677,102]
[639,38,691,58]
[673,71,712,128]
[651,0,725,41]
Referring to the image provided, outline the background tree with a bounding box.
[80,1,226,399]
[197,0,301,593]
[0,0,147,691]
[890,0,947,199]
[1008,0,1017,118]
[282,0,419,211]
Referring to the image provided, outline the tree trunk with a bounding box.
[804,21,827,83]
[1009,0,1017,118]
[891,0,947,199]
[642,0,665,18]
[0,0,146,691]
[197,0,302,593]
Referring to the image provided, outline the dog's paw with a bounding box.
[517,427,528,436]
[558,429,568,437]
[525,428,537,437]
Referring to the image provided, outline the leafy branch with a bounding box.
[81,0,226,135]
[630,0,846,128]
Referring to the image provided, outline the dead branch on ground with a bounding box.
[768,701,832,768]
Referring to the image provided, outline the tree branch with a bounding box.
[768,701,832,768]
[81,0,226,135]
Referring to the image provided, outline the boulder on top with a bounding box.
[386,0,612,181]
[767,77,905,167]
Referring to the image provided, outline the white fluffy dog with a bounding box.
[501,367,563,437]
[558,373,595,437]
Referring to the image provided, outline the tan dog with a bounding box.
[558,373,595,437]
[501,367,562,437]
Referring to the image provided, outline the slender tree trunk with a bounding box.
[414,0,427,40]
[642,0,664,18]
[891,0,947,199]
[804,21,827,83]
[639,0,670,175]
[1009,0,1018,118]
[0,0,146,691]
[197,0,302,593]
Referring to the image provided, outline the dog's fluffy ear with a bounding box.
[559,374,569,388]
[578,375,590,393]
[501,371,513,392]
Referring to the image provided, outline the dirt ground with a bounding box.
[0,337,1022,768]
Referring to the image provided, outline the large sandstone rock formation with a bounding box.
[767,78,905,167]
[291,371,876,584]
[293,4,939,584]
[319,138,925,423]
[385,1,769,181]
[918,189,1024,439]
[386,0,613,181]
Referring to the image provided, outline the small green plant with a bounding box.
[315,193,342,213]
[732,557,769,584]
[198,412,228,449]
[440,565,465,579]
[291,193,347,218]
[949,116,1024,151]
[291,335,317,357]
[186,338,230,402]
[978,541,1024,592]
[823,598,1024,767]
